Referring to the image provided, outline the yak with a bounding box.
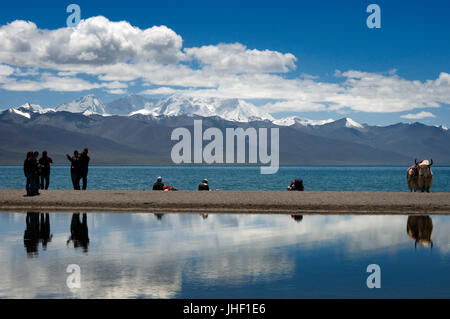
[407,159,433,192]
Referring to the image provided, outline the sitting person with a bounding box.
[198,179,210,191]
[287,179,304,191]
[152,176,165,190]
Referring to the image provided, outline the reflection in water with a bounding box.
[23,212,52,257]
[67,213,89,252]
[39,213,52,249]
[407,216,433,249]
[200,213,209,220]
[3,213,449,298]
[154,213,164,221]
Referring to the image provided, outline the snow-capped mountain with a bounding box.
[16,102,50,114]
[2,94,449,165]
[3,102,54,119]
[131,95,275,122]
[273,116,334,127]
[0,95,441,137]
[105,94,157,115]
[0,94,366,128]
[319,117,365,130]
[56,94,107,116]
[435,125,448,131]
[343,117,364,129]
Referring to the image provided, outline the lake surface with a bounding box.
[1,165,450,192]
[0,212,449,298]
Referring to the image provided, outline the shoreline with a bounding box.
[0,190,449,214]
[2,164,450,167]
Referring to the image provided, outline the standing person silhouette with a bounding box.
[33,151,40,191]
[79,148,90,190]
[39,151,53,190]
[66,150,81,190]
[23,151,36,196]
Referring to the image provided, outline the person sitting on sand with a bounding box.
[198,179,210,191]
[287,179,304,191]
[153,176,165,190]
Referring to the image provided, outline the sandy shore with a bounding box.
[0,189,449,214]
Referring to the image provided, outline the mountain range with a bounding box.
[0,94,449,165]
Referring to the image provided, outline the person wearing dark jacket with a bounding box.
[33,151,40,190]
[153,176,165,190]
[66,150,81,190]
[24,151,38,196]
[198,179,210,191]
[39,151,53,190]
[79,148,90,190]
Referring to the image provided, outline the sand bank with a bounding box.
[0,190,449,214]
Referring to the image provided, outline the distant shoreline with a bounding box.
[1,190,449,214]
[1,164,450,167]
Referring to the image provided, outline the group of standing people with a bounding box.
[23,151,53,196]
[66,148,90,190]
[23,148,90,196]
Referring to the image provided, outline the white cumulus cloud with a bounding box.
[185,43,297,73]
[0,17,184,67]
[0,17,449,118]
[401,111,436,119]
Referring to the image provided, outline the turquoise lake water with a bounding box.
[1,165,449,192]
[1,212,449,298]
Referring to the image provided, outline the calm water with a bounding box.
[1,165,450,191]
[0,213,449,298]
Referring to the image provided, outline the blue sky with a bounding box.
[0,0,449,126]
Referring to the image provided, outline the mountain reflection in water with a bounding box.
[0,212,448,298]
